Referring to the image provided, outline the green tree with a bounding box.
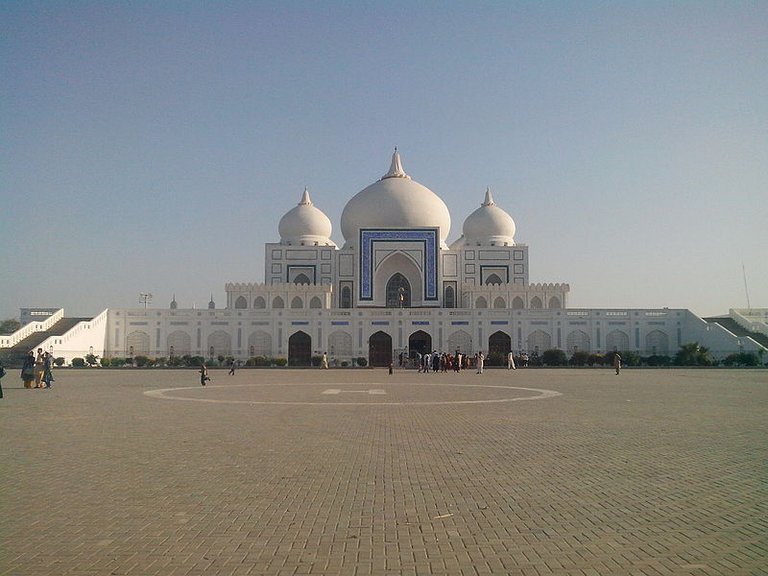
[541,349,567,366]
[0,319,21,335]
[570,351,590,366]
[674,342,714,366]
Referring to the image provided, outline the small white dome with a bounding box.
[455,188,516,247]
[340,150,451,249]
[278,188,336,246]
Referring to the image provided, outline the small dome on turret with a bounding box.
[170,294,178,309]
[451,188,516,248]
[278,188,336,246]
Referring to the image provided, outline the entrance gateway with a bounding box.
[368,331,392,367]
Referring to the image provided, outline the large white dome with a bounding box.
[278,188,336,246]
[340,151,451,249]
[453,188,516,247]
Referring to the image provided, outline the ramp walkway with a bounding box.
[704,316,768,349]
[2,318,90,365]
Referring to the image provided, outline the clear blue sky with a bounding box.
[2,1,766,320]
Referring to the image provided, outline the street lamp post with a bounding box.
[139,293,153,310]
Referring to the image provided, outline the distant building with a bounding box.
[20,308,59,326]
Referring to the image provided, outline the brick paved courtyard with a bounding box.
[1,368,766,576]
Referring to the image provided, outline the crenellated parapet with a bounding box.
[460,282,570,309]
[226,282,333,310]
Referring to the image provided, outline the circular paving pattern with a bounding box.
[144,382,562,406]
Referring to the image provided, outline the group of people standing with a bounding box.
[20,348,55,389]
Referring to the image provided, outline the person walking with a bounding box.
[42,352,54,388]
[228,359,236,375]
[33,348,45,388]
[199,363,211,386]
[0,360,6,399]
[21,351,35,389]
[507,351,516,370]
[321,352,329,369]
[476,352,485,374]
[613,353,622,375]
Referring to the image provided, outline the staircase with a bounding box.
[1,318,90,365]
[704,317,768,350]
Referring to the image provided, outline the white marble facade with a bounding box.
[99,152,759,365]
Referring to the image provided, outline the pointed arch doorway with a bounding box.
[288,331,312,366]
[369,331,392,367]
[488,331,511,356]
[386,273,411,308]
[408,330,432,360]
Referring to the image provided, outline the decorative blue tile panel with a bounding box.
[490,321,509,325]
[411,321,430,325]
[359,228,438,301]
[331,321,349,326]
[291,321,309,326]
[371,321,390,326]
[451,321,469,325]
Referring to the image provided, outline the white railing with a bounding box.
[0,309,64,348]
[729,308,768,337]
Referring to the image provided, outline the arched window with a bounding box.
[476,296,488,309]
[293,273,311,285]
[444,285,455,308]
[291,296,303,309]
[606,330,629,352]
[272,296,284,309]
[309,296,322,309]
[512,296,524,309]
[340,286,352,309]
[493,297,506,309]
[566,330,591,354]
[548,296,561,309]
[646,330,669,355]
[386,273,411,308]
[234,296,248,309]
[253,296,266,309]
[527,330,551,353]
[485,273,503,285]
[530,296,543,309]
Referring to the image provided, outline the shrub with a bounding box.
[134,355,149,368]
[168,356,184,367]
[356,356,368,367]
[110,357,126,367]
[54,357,65,367]
[722,352,760,367]
[485,352,505,367]
[570,351,590,366]
[100,357,110,367]
[311,355,323,367]
[153,357,167,367]
[85,353,99,366]
[71,357,86,367]
[185,356,205,367]
[643,354,671,366]
[587,353,605,366]
[341,361,349,367]
[273,357,287,367]
[541,349,567,366]
[246,356,271,367]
